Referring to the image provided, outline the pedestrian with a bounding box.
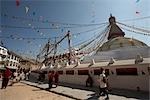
[54,71,59,87]
[1,67,12,89]
[41,72,45,83]
[16,73,20,82]
[26,72,30,80]
[10,71,18,86]
[26,70,31,80]
[48,71,54,89]
[86,73,93,87]
[23,69,27,80]
[98,68,109,100]
[19,71,25,81]
[38,72,45,84]
[38,73,42,83]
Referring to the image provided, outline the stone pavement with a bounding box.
[21,80,149,100]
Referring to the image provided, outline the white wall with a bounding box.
[58,64,149,92]
[31,64,149,92]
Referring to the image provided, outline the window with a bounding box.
[13,62,15,66]
[14,56,16,60]
[48,71,54,73]
[116,68,137,75]
[3,50,6,54]
[15,57,18,60]
[94,69,101,75]
[78,70,89,75]
[11,55,13,59]
[31,70,39,73]
[43,71,47,74]
[10,61,12,66]
[66,70,74,75]
[94,69,109,76]
[58,71,63,75]
[13,56,16,60]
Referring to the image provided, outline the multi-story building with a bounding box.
[0,45,22,70]
[7,51,22,70]
[0,45,8,68]
[0,45,39,71]
[20,58,40,70]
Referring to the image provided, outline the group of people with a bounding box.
[9,70,26,86]
[1,66,109,99]
[38,68,109,99]
[86,68,110,100]
[48,71,59,89]
[1,67,31,89]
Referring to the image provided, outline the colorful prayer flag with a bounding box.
[16,0,20,6]
[136,11,140,14]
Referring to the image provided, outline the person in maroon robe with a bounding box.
[48,71,54,89]
[54,71,59,87]
[1,67,12,89]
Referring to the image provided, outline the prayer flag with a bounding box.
[16,0,20,6]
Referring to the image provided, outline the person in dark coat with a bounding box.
[86,73,93,87]
[48,71,54,89]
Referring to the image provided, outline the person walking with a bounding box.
[41,72,45,83]
[26,70,31,80]
[86,73,93,87]
[98,68,109,100]
[1,67,12,89]
[19,71,25,81]
[10,71,18,86]
[54,71,59,87]
[48,71,54,89]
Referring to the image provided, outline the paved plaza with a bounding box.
[0,79,149,100]
[0,81,74,100]
[21,80,149,100]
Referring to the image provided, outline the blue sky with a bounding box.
[0,0,150,59]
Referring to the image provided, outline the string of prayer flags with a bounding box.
[136,11,140,14]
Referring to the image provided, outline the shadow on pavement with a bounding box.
[86,93,100,100]
[59,82,149,100]
[32,88,42,91]
[109,89,149,100]
[12,84,25,87]
[28,75,149,100]
[59,82,96,92]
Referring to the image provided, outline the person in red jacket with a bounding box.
[1,67,12,89]
[54,71,59,87]
[48,71,54,89]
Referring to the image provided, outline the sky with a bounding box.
[0,0,150,59]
